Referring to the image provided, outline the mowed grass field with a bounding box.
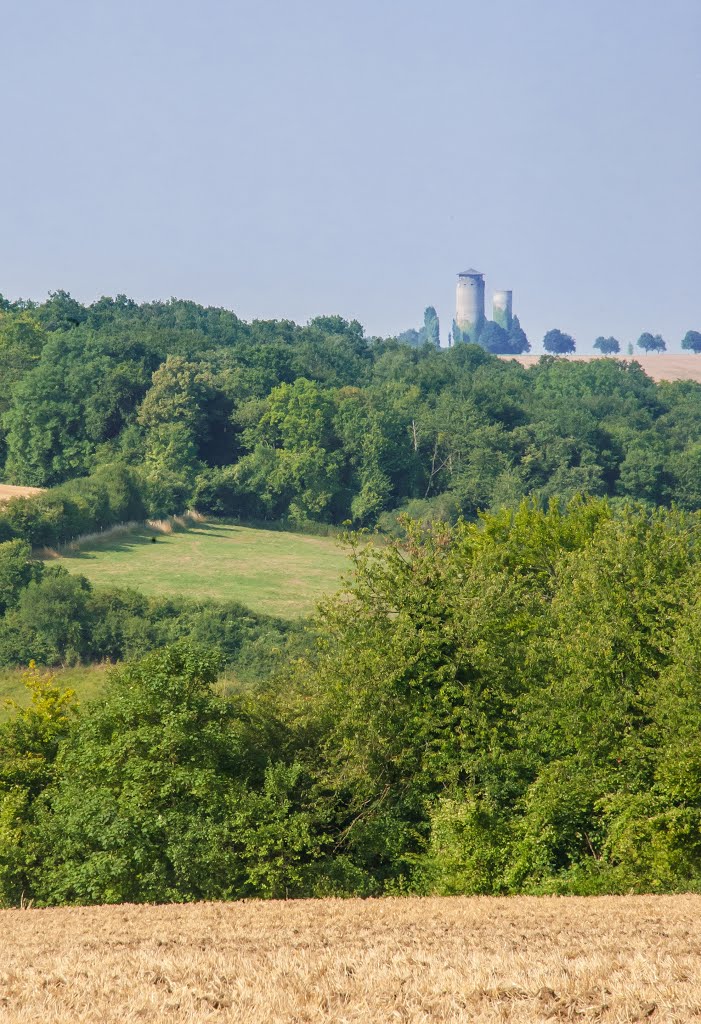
[51,520,351,618]
[1,895,698,1022]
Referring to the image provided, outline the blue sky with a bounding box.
[2,0,700,350]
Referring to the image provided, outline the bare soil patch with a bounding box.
[1,895,699,1022]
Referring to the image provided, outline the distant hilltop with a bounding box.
[451,267,699,356]
[499,353,701,384]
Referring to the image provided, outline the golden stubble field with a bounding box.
[0,484,44,502]
[499,353,701,384]
[1,896,700,1023]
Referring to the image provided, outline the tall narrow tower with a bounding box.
[456,269,485,343]
[493,290,513,331]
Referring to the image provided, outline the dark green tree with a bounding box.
[0,541,41,615]
[35,291,87,332]
[681,330,701,353]
[423,307,440,348]
[543,329,576,354]
[478,321,510,354]
[29,643,321,904]
[593,336,620,354]
[506,315,530,353]
[397,328,421,347]
[637,333,666,353]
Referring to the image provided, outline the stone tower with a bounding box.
[456,269,485,343]
[492,290,513,331]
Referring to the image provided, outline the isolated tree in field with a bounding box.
[681,330,701,353]
[594,336,620,354]
[637,332,666,353]
[543,329,576,354]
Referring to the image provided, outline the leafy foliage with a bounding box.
[5,501,701,904]
[543,329,576,353]
[594,336,620,354]
[682,330,701,353]
[637,332,667,353]
[0,294,698,529]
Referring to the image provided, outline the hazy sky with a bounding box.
[2,0,700,351]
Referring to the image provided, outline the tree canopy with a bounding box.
[637,332,667,353]
[0,293,696,532]
[682,330,701,353]
[593,336,620,354]
[543,329,576,354]
[5,501,701,903]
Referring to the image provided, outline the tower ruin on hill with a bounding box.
[456,269,513,343]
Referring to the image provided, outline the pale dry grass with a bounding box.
[499,353,701,384]
[145,510,206,535]
[40,511,205,558]
[1,896,700,1022]
[0,484,44,502]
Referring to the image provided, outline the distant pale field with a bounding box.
[500,352,701,383]
[51,521,350,618]
[1,895,698,1022]
[0,483,44,501]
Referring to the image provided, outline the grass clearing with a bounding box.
[0,662,251,722]
[49,520,351,617]
[0,895,697,1022]
[0,664,111,720]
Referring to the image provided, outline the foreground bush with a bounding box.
[289,498,701,895]
[6,499,701,904]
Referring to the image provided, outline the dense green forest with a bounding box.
[3,290,701,905]
[1,291,701,533]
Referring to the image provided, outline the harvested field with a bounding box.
[1,895,700,1022]
[0,483,44,501]
[499,353,701,383]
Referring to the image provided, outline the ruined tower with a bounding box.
[456,269,485,343]
[492,290,513,331]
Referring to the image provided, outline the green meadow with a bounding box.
[50,520,351,618]
[0,663,111,720]
[0,662,247,721]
